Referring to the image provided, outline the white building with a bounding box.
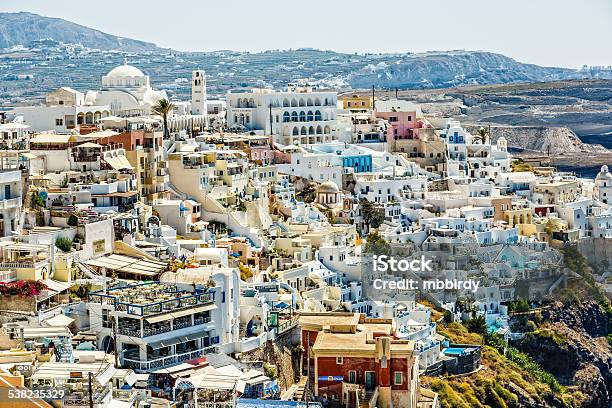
[85,62,167,116]
[0,170,23,236]
[226,84,338,145]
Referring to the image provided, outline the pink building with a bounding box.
[374,100,421,143]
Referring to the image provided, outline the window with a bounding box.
[336,357,343,364]
[56,118,63,126]
[348,370,356,383]
[389,116,398,122]
[394,372,403,385]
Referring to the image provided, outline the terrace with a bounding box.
[88,282,215,317]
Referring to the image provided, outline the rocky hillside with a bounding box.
[422,322,585,407]
[0,12,160,52]
[347,51,612,90]
[464,125,609,155]
[515,301,611,408]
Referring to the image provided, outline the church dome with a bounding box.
[317,180,340,194]
[106,64,145,78]
[596,165,612,181]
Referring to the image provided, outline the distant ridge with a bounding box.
[0,12,161,52]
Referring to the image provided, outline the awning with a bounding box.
[44,314,75,327]
[149,334,205,349]
[104,155,134,170]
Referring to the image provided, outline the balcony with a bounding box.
[0,259,49,270]
[89,283,214,317]
[0,197,21,210]
[0,270,16,283]
[118,316,212,338]
[122,345,218,371]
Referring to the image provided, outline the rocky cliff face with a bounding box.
[515,301,611,408]
[464,125,609,155]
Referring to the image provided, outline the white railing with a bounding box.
[123,345,218,371]
[0,260,48,269]
[0,270,16,282]
[0,197,21,209]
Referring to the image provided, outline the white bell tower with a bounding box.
[191,70,207,124]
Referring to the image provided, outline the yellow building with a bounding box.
[339,94,375,111]
[533,180,579,205]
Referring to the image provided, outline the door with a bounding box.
[365,371,376,391]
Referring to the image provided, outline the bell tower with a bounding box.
[191,70,207,124]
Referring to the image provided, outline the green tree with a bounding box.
[364,231,391,255]
[55,237,73,252]
[67,214,79,226]
[151,98,175,139]
[474,126,490,144]
[360,198,384,231]
[465,315,487,336]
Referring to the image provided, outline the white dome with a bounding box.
[106,64,145,78]
[596,165,612,181]
[317,180,340,194]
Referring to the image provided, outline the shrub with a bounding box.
[67,214,78,226]
[0,280,47,297]
[55,237,73,253]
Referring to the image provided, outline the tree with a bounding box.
[67,214,79,226]
[474,126,490,144]
[360,199,384,231]
[465,315,487,336]
[364,231,391,255]
[151,98,175,139]
[55,237,73,253]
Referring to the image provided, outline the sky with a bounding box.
[1,0,611,68]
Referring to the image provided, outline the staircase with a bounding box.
[74,255,111,286]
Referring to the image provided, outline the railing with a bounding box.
[0,270,16,282]
[0,197,21,209]
[196,401,235,408]
[368,387,379,408]
[105,292,213,317]
[0,260,48,269]
[123,345,218,371]
[276,316,299,334]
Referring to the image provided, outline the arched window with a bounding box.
[291,98,298,107]
[307,111,314,121]
[308,126,315,135]
[307,98,313,106]
[316,125,323,134]
[283,112,290,123]
[315,110,322,121]
[300,126,307,135]
[324,125,330,134]
[291,111,298,122]
[314,97,321,106]
[299,98,306,107]
[293,127,299,136]
[283,98,290,107]
[299,111,306,122]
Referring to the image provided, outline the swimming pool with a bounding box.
[443,347,469,356]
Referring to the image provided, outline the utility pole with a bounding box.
[269,103,273,136]
[88,372,94,408]
[395,88,398,99]
[112,317,119,368]
[371,85,375,110]
[306,331,310,408]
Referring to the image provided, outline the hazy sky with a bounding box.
[1,0,611,68]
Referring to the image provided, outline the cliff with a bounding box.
[464,125,609,155]
[515,301,611,408]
